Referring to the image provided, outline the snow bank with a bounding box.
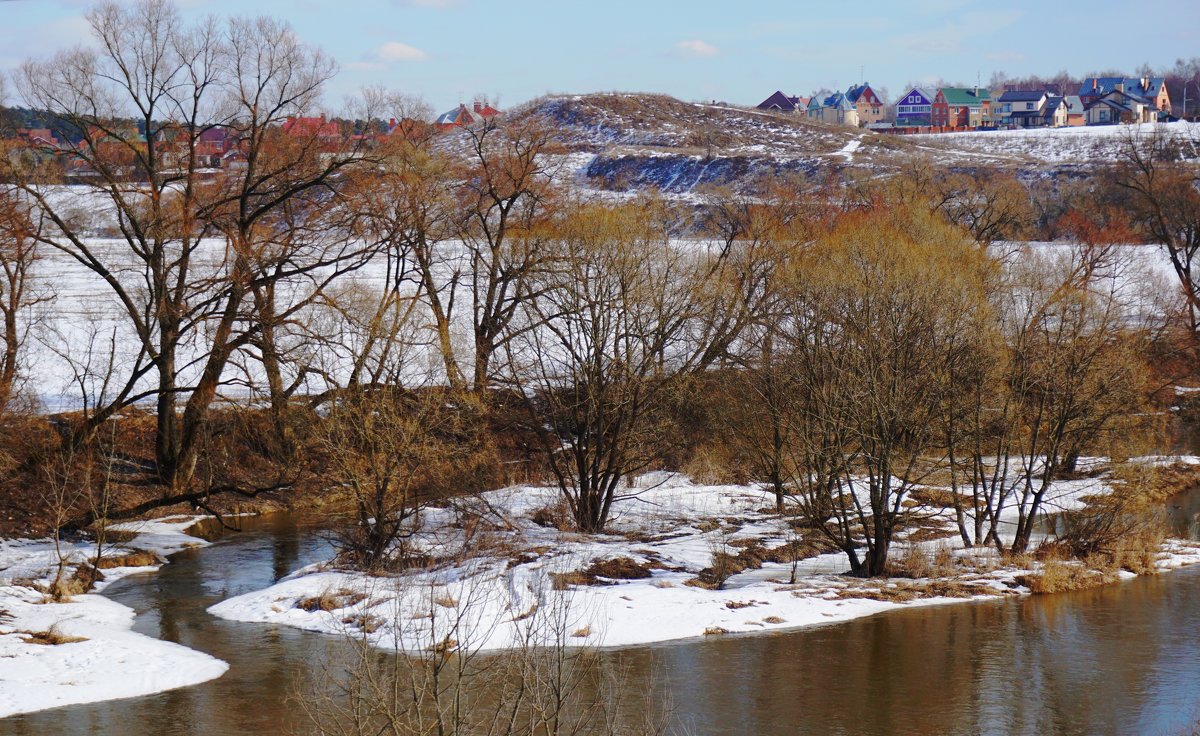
[0,516,228,718]
[210,466,1200,654]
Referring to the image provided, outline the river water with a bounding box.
[3,498,1200,735]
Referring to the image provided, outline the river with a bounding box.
[2,496,1200,735]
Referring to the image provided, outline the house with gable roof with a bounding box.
[846,83,885,126]
[996,90,1071,128]
[1084,89,1159,125]
[811,91,858,126]
[1079,77,1171,115]
[931,87,992,128]
[756,91,809,115]
[894,87,935,127]
[435,100,502,132]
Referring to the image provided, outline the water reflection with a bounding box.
[4,505,1200,735]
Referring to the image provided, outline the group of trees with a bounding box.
[0,0,1196,579]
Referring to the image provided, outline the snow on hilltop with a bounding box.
[914,120,1200,165]
[438,94,1200,194]
[467,93,913,194]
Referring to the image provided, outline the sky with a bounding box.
[2,0,1200,115]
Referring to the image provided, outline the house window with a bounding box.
[1026,102,1034,110]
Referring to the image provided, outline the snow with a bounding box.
[209,466,1200,654]
[914,120,1200,164]
[0,516,228,718]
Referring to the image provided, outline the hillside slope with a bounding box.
[505,93,915,193]
[439,93,1200,194]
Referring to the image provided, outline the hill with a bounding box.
[439,94,1200,195]
[496,93,916,194]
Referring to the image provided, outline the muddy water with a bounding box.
[4,496,1200,736]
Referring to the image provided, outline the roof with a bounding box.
[939,87,991,106]
[435,105,476,126]
[896,87,935,104]
[822,91,854,110]
[281,116,340,138]
[846,83,875,104]
[757,91,799,112]
[998,90,1046,103]
[1079,77,1167,98]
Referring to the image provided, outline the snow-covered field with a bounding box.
[914,120,1200,163]
[0,516,227,718]
[210,464,1200,655]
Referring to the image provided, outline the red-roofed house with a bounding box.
[434,100,502,132]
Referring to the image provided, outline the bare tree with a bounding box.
[504,201,714,533]
[1114,129,1200,348]
[5,1,374,508]
[778,205,993,576]
[0,187,43,414]
[456,116,558,393]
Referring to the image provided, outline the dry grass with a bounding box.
[571,625,591,638]
[341,613,384,634]
[762,616,786,624]
[551,557,654,590]
[680,444,747,486]
[529,498,572,531]
[296,588,367,613]
[1017,560,1118,594]
[831,578,993,603]
[433,595,458,609]
[21,625,87,646]
[885,545,957,579]
[702,627,728,636]
[93,551,161,569]
[831,584,918,603]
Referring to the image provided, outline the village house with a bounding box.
[811,90,859,126]
[894,87,935,127]
[756,91,810,116]
[1078,77,1171,114]
[997,90,1048,127]
[1084,88,1160,124]
[435,100,502,131]
[931,87,992,128]
[996,90,1071,128]
[1062,95,1087,126]
[846,83,885,126]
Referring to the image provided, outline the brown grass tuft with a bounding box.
[296,588,367,612]
[21,625,87,646]
[1017,560,1118,594]
[94,551,161,569]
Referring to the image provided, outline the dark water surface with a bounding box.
[4,497,1200,736]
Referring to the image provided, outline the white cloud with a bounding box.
[676,39,718,58]
[375,41,429,62]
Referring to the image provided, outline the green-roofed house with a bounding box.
[931,87,993,128]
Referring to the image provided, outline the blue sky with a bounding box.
[3,0,1199,114]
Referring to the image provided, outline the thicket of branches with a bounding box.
[0,0,1195,577]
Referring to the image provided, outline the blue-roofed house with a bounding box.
[813,91,859,126]
[894,87,935,127]
[1079,78,1171,115]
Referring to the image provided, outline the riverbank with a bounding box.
[0,516,228,718]
[209,466,1200,653]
